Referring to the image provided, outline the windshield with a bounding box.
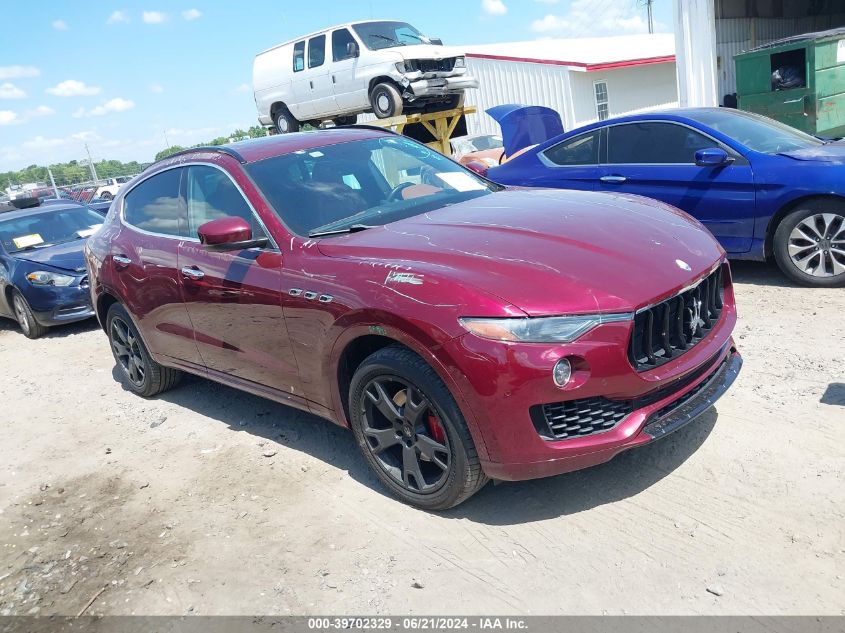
[0,206,104,253]
[352,21,429,50]
[246,135,498,237]
[686,109,824,154]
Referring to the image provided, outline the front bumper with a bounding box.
[406,75,479,98]
[26,283,94,327]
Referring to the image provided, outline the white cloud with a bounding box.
[142,11,167,24]
[107,10,129,24]
[52,19,69,30]
[531,0,653,36]
[481,0,507,15]
[0,111,19,126]
[182,8,201,20]
[534,0,560,3]
[149,84,164,93]
[235,83,250,93]
[46,79,102,97]
[0,66,40,80]
[0,83,26,99]
[29,105,55,117]
[73,97,136,117]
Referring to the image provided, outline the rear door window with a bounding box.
[123,168,186,237]
[308,35,326,68]
[293,41,305,72]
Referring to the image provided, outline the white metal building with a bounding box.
[460,34,678,136]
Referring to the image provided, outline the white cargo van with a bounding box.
[253,20,479,133]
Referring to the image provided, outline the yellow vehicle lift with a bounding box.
[364,106,476,155]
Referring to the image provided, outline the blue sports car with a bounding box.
[0,200,101,338]
[488,107,845,287]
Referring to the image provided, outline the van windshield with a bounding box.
[352,21,429,50]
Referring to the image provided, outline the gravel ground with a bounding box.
[0,260,843,616]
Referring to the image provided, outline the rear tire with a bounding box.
[349,345,488,510]
[12,291,48,339]
[100,191,113,201]
[369,83,403,119]
[273,108,300,134]
[106,303,182,397]
[773,202,845,287]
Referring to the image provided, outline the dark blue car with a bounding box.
[489,107,845,287]
[0,201,102,338]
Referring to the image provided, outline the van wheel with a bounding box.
[274,108,300,134]
[349,345,488,510]
[370,83,403,119]
[773,202,845,287]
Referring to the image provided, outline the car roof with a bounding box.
[256,19,408,55]
[158,127,394,167]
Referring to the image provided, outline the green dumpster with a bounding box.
[735,27,845,138]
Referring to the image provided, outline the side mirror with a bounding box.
[464,160,489,178]
[695,147,733,167]
[346,41,359,58]
[197,217,268,252]
[429,37,443,45]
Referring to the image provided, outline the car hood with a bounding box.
[779,141,845,163]
[317,189,725,315]
[13,240,87,273]
[392,44,465,61]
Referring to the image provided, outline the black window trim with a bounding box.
[120,162,279,251]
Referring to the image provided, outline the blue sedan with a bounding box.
[0,201,102,338]
[488,107,845,287]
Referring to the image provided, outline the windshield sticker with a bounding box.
[385,270,423,285]
[76,225,102,238]
[12,234,44,249]
[435,172,486,192]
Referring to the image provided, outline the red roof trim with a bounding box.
[466,52,675,71]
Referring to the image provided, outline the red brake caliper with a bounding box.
[427,412,446,444]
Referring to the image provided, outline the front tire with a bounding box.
[100,191,113,201]
[273,108,300,134]
[106,303,181,397]
[349,345,487,510]
[12,291,47,339]
[369,83,403,119]
[773,203,845,287]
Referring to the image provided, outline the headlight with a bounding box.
[395,61,408,73]
[459,313,633,343]
[26,271,76,287]
[454,56,466,68]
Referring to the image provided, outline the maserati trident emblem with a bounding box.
[675,259,692,272]
[689,299,705,335]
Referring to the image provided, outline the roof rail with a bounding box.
[163,145,247,164]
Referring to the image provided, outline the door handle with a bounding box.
[181,266,205,281]
[309,80,314,90]
[113,254,131,269]
[600,175,627,184]
[332,75,336,84]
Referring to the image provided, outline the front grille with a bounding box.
[628,266,725,371]
[531,397,634,440]
[412,57,456,73]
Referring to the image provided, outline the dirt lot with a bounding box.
[0,261,843,616]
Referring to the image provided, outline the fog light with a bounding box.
[553,358,572,387]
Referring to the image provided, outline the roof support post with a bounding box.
[673,0,719,107]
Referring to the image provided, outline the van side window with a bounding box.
[332,29,356,62]
[293,41,305,72]
[308,35,326,68]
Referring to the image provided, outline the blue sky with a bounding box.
[0,0,673,173]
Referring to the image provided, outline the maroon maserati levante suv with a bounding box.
[85,128,741,509]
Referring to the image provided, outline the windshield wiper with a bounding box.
[369,33,403,46]
[308,224,376,238]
